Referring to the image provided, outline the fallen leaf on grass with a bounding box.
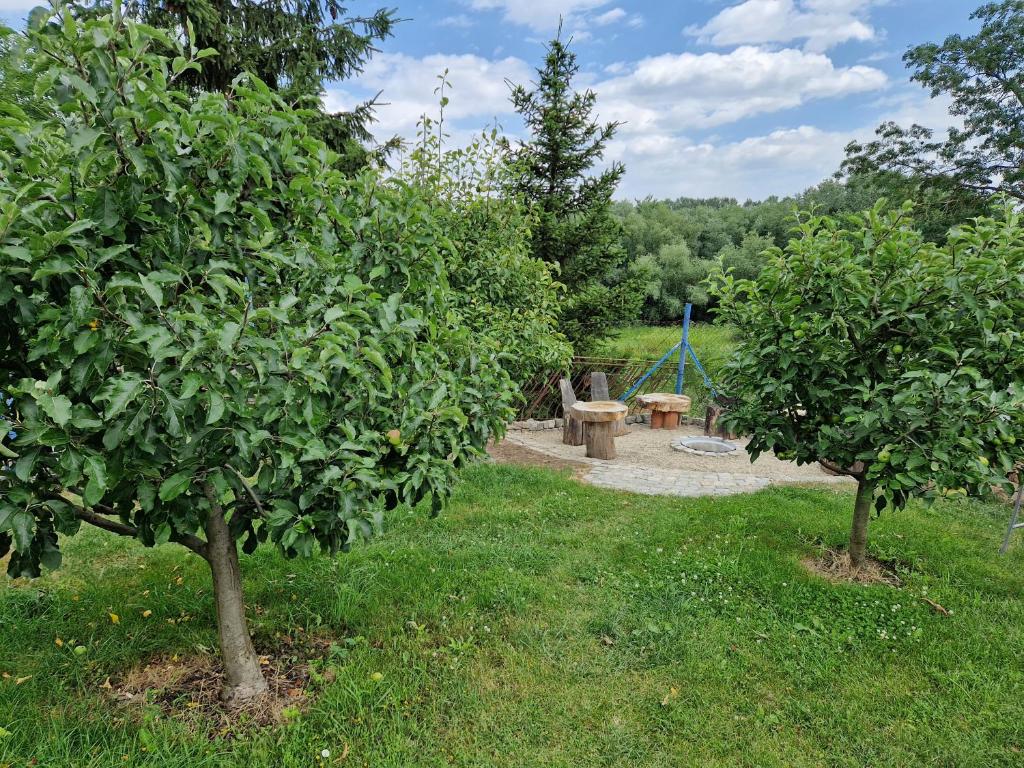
[14,676,32,685]
[660,686,679,707]
[921,597,950,616]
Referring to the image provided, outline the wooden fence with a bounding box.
[517,355,694,421]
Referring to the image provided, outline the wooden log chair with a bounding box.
[590,372,628,436]
[560,378,585,446]
[704,395,739,439]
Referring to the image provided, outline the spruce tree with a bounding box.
[86,0,398,168]
[507,33,641,350]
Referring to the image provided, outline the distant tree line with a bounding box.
[612,174,988,323]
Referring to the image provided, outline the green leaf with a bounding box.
[158,470,193,502]
[206,389,225,425]
[40,542,62,571]
[363,349,390,378]
[99,375,145,419]
[14,450,38,482]
[218,322,241,352]
[10,511,33,552]
[83,455,108,506]
[41,394,73,427]
[179,373,203,399]
[300,439,329,462]
[214,191,234,215]
[139,273,163,307]
[154,522,172,546]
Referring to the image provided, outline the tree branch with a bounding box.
[81,503,210,559]
[818,458,865,479]
[74,506,139,538]
[224,465,265,518]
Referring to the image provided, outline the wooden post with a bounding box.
[585,422,616,460]
[651,411,665,429]
[559,378,584,446]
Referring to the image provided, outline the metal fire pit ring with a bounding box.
[670,436,738,457]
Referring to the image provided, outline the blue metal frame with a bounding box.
[618,303,720,402]
[675,303,691,395]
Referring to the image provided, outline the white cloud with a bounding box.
[610,126,852,199]
[438,14,475,28]
[593,8,627,26]
[324,52,532,138]
[596,46,887,131]
[689,0,882,52]
[466,0,612,33]
[610,90,955,200]
[337,38,937,200]
[338,46,886,143]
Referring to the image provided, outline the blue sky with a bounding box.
[2,1,981,199]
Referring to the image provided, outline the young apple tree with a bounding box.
[0,8,514,704]
[710,202,1024,570]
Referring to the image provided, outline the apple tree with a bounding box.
[710,202,1024,570]
[0,7,514,704]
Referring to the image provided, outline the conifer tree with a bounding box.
[85,0,398,168]
[507,33,641,349]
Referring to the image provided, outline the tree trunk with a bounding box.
[849,479,873,571]
[203,484,268,705]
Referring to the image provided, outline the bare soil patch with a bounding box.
[108,634,334,736]
[802,548,904,587]
[488,438,588,479]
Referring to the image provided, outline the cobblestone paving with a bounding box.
[503,430,853,498]
[584,463,773,497]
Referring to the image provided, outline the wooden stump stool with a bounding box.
[704,403,737,439]
[570,400,627,460]
[636,393,692,430]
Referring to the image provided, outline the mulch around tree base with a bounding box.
[802,548,903,587]
[108,634,335,736]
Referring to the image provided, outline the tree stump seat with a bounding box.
[570,400,627,460]
[704,402,738,439]
[636,393,691,430]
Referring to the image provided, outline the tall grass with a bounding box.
[593,324,735,414]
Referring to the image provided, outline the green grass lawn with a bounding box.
[3,463,1023,767]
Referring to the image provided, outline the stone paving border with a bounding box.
[502,432,852,498]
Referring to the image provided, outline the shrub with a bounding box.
[0,7,514,703]
[400,88,572,387]
[711,202,1024,570]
